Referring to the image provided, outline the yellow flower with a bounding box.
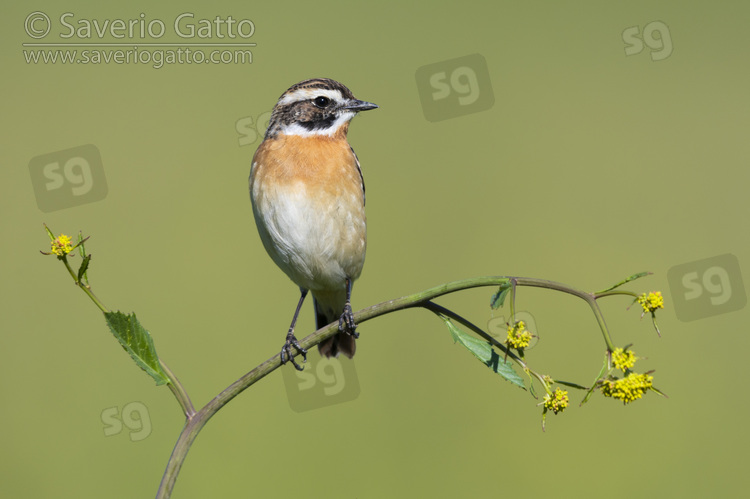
[638,292,664,314]
[612,348,636,372]
[506,320,532,349]
[600,373,654,404]
[51,234,73,256]
[544,388,569,414]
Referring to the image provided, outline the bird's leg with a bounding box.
[338,278,359,338]
[281,288,309,371]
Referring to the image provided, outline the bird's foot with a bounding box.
[280,331,307,371]
[338,302,359,338]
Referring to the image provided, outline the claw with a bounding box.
[280,331,307,371]
[338,302,359,339]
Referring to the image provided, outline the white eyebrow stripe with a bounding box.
[277,88,344,106]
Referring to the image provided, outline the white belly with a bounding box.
[251,178,366,292]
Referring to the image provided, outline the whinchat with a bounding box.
[249,78,377,370]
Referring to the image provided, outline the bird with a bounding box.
[249,78,377,370]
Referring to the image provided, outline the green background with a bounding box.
[2,1,749,497]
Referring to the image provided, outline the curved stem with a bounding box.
[160,360,196,418]
[155,275,620,497]
[59,256,197,427]
[46,229,650,497]
[156,415,204,498]
[582,295,616,352]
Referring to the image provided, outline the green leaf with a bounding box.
[77,254,91,283]
[43,223,55,241]
[487,350,526,389]
[104,311,169,385]
[445,318,491,362]
[597,271,652,294]
[649,385,669,399]
[443,317,525,389]
[490,279,512,309]
[75,233,90,285]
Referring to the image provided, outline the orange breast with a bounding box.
[251,134,364,201]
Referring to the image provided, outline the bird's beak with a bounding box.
[343,99,378,112]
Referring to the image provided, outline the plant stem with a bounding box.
[595,290,638,300]
[160,360,196,418]
[62,256,109,313]
[420,300,524,366]
[155,275,620,497]
[47,233,651,496]
[60,256,196,422]
[420,301,549,389]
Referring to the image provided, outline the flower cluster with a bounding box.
[612,347,636,371]
[599,346,655,404]
[638,291,664,314]
[543,388,569,414]
[600,373,654,404]
[50,234,73,256]
[506,320,532,349]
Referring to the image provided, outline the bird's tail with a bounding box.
[315,295,356,359]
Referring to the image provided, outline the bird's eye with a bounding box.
[313,96,331,108]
